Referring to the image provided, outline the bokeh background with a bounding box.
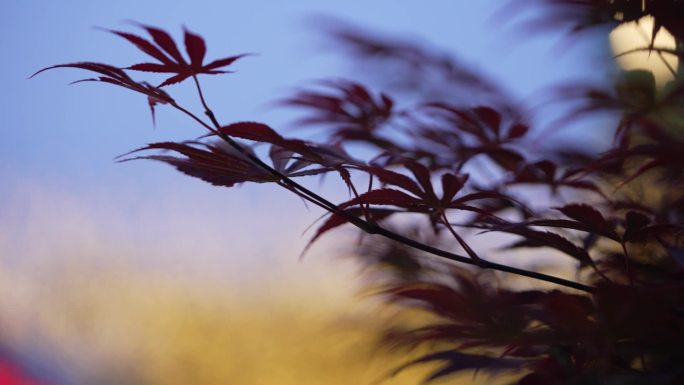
[0,1,635,384]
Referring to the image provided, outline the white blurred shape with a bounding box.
[610,15,679,86]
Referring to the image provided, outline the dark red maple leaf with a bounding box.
[343,162,509,223]
[485,221,597,268]
[306,162,512,261]
[418,104,529,172]
[324,21,521,114]
[31,62,173,103]
[117,141,275,187]
[30,62,174,125]
[508,203,621,242]
[282,80,395,146]
[112,24,249,87]
[508,160,605,197]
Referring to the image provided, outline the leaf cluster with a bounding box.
[35,2,684,384]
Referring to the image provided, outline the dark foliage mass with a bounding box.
[36,1,684,384]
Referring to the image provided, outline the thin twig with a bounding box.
[180,75,595,293]
[614,46,681,59]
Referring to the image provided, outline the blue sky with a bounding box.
[0,0,612,282]
[2,0,607,181]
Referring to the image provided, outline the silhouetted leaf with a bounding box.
[113,24,249,86]
[556,203,619,240]
[304,207,396,253]
[338,188,423,209]
[622,211,651,242]
[218,121,285,144]
[282,80,394,146]
[506,123,529,140]
[32,62,174,104]
[492,223,595,266]
[393,350,521,383]
[118,141,275,187]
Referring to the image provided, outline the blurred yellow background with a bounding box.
[0,181,502,385]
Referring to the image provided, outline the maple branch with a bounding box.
[372,226,594,292]
[184,76,594,293]
[442,212,484,264]
[168,100,339,216]
[625,30,681,78]
[169,102,217,133]
[192,75,222,129]
[660,52,678,78]
[188,75,343,213]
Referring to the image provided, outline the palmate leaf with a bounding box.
[111,24,249,87]
[555,203,619,241]
[486,213,621,246]
[426,104,529,144]
[216,122,312,157]
[364,162,511,218]
[419,104,529,171]
[216,121,366,171]
[301,207,396,256]
[344,188,423,208]
[325,21,521,114]
[486,204,681,251]
[486,203,619,242]
[366,166,424,197]
[282,80,395,146]
[385,283,475,320]
[117,141,273,187]
[336,168,466,214]
[304,160,515,253]
[31,62,174,103]
[366,162,461,206]
[507,160,606,197]
[218,121,288,144]
[31,62,174,126]
[268,146,334,178]
[619,211,683,244]
[382,279,535,382]
[215,121,365,200]
[488,222,596,267]
[118,139,338,189]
